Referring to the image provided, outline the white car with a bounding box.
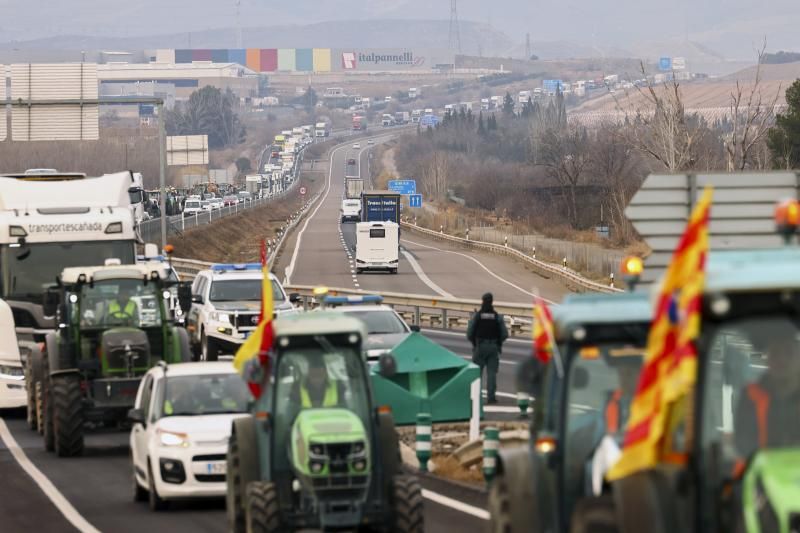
[317,295,418,361]
[0,299,25,409]
[183,199,203,217]
[352,143,360,149]
[209,197,224,210]
[187,263,298,361]
[367,139,374,145]
[129,362,250,510]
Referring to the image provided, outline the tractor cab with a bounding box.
[490,258,651,533]
[34,261,193,457]
[227,311,423,533]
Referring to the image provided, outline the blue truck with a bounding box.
[361,191,401,223]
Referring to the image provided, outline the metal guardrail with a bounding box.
[138,142,309,244]
[400,221,622,294]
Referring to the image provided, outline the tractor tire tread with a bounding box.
[391,475,424,533]
[52,375,84,457]
[245,481,281,533]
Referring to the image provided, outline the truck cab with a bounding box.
[341,199,362,223]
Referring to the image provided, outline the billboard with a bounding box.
[671,57,686,70]
[332,49,453,72]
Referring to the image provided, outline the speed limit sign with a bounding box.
[300,187,307,195]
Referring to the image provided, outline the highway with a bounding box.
[0,133,569,532]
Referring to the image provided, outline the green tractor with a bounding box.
[604,245,800,533]
[32,261,192,457]
[226,312,424,533]
[488,289,652,533]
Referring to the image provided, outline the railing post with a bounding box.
[563,257,567,269]
[482,427,499,484]
[415,413,432,472]
[517,391,530,416]
[609,272,615,288]
[414,306,421,326]
[441,308,448,330]
[504,236,508,247]
[532,246,536,259]
[466,229,470,241]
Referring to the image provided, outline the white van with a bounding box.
[183,199,203,217]
[355,221,399,274]
[0,299,25,408]
[341,199,361,222]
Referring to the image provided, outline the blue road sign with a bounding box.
[659,57,672,71]
[409,194,422,208]
[388,179,417,195]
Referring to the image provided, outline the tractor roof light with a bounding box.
[775,198,800,245]
[620,255,644,291]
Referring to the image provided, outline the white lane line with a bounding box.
[459,355,517,366]
[285,142,348,284]
[422,489,489,520]
[401,250,454,298]
[485,405,532,414]
[0,419,102,533]
[403,238,557,304]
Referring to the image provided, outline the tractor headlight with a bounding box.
[352,441,365,455]
[310,460,325,474]
[353,459,367,472]
[310,444,325,456]
[158,429,190,447]
[0,365,24,380]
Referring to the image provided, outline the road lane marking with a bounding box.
[285,142,347,284]
[424,328,531,344]
[0,419,102,533]
[402,239,557,304]
[485,405,532,413]
[422,489,489,520]
[400,250,454,298]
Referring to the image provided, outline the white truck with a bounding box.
[0,171,142,341]
[345,177,365,199]
[315,121,331,137]
[341,199,362,223]
[355,221,399,274]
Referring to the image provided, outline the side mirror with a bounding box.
[178,284,192,312]
[289,292,302,304]
[128,187,144,204]
[378,353,397,378]
[143,243,158,259]
[42,288,59,317]
[516,357,545,398]
[410,325,421,333]
[191,294,204,304]
[572,366,590,390]
[128,408,145,425]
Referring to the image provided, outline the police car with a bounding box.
[187,263,297,361]
[129,362,250,510]
[318,294,419,360]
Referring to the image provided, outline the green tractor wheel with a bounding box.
[52,374,85,457]
[488,448,538,533]
[24,354,38,430]
[390,475,424,533]
[36,380,44,435]
[245,481,282,533]
[41,358,55,452]
[569,495,618,533]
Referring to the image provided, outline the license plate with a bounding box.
[201,461,226,475]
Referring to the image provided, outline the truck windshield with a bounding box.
[209,279,286,302]
[0,241,135,302]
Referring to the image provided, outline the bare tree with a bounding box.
[724,44,782,171]
[421,150,450,200]
[538,125,591,228]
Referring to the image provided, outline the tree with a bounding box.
[502,92,516,116]
[723,45,781,171]
[165,86,245,149]
[768,79,800,169]
[477,111,486,135]
[538,125,591,228]
[235,157,252,174]
[305,86,318,112]
[488,113,498,131]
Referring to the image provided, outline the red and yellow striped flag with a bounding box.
[608,186,713,480]
[233,240,275,398]
[533,296,555,363]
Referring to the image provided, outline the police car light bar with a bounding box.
[323,295,384,306]
[211,263,262,272]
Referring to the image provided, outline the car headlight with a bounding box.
[209,311,230,323]
[367,349,390,359]
[0,364,24,380]
[158,429,190,447]
[310,460,325,474]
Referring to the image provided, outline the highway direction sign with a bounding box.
[388,179,416,195]
[409,194,422,208]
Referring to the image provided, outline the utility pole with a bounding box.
[448,0,462,55]
[525,33,531,59]
[235,0,243,48]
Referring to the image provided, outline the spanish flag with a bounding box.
[533,296,555,363]
[233,240,275,398]
[607,186,713,480]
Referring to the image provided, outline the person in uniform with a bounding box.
[467,292,508,404]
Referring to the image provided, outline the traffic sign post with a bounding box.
[388,179,417,195]
[300,186,306,196]
[409,194,422,208]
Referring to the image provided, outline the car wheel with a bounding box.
[148,461,168,511]
[201,331,219,362]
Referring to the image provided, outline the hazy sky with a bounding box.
[0,0,797,59]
